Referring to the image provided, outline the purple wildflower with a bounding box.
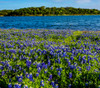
[26,60,31,67]
[2,71,5,76]
[49,74,52,80]
[8,83,12,88]
[58,71,61,76]
[70,56,74,60]
[51,81,55,87]
[28,73,33,81]
[69,73,72,78]
[36,73,39,77]
[40,80,44,87]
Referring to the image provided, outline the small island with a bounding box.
[0,6,100,16]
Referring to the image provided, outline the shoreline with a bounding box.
[0,28,100,32]
[1,14,100,17]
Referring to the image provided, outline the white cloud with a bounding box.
[77,0,91,3]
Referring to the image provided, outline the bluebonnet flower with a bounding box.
[51,66,53,70]
[36,73,39,77]
[68,61,71,66]
[86,66,91,71]
[48,59,50,66]
[3,44,6,48]
[16,75,23,83]
[24,85,28,88]
[33,62,36,65]
[37,67,41,73]
[94,57,99,62]
[82,49,86,54]
[18,50,22,53]
[58,67,62,71]
[55,84,58,88]
[58,71,61,76]
[13,69,16,72]
[1,61,5,65]
[42,62,45,68]
[69,73,72,78]
[37,63,41,68]
[49,74,52,80]
[74,62,77,66]
[48,78,50,81]
[93,52,97,56]
[43,50,47,54]
[30,50,33,54]
[56,68,59,71]
[44,70,48,74]
[9,49,16,54]
[85,83,88,86]
[70,56,74,60]
[18,78,22,82]
[72,50,75,55]
[28,53,31,56]
[23,51,26,55]
[0,50,3,54]
[65,58,69,62]
[10,55,13,58]
[81,60,84,64]
[58,58,60,64]
[20,45,23,49]
[69,65,76,70]
[14,83,21,88]
[26,60,31,67]
[25,73,29,78]
[40,80,44,87]
[63,52,66,57]
[50,51,54,55]
[28,73,34,81]
[78,67,81,71]
[51,81,55,87]
[78,56,81,61]
[37,49,41,52]
[35,56,38,60]
[9,79,11,82]
[23,70,26,74]
[8,83,12,88]
[99,75,100,80]
[0,65,3,70]
[54,79,58,84]
[2,71,5,76]
[41,50,44,54]
[3,51,6,55]
[83,59,86,64]
[68,84,71,88]
[55,59,58,63]
[19,66,22,71]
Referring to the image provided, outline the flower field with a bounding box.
[0,29,100,88]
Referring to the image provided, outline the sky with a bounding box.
[0,0,100,10]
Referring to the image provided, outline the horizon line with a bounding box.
[0,6,100,11]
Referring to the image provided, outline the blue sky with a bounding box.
[0,0,100,10]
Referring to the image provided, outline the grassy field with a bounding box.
[0,29,100,88]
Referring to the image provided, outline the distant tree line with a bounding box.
[0,6,100,16]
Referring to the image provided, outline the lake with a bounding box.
[0,15,100,31]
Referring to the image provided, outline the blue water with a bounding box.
[0,15,100,30]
